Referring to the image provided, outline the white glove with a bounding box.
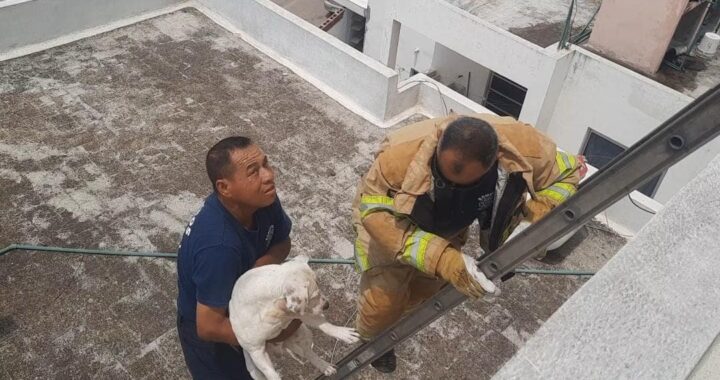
[461,254,499,296]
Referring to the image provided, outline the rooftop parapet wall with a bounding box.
[0,0,184,59]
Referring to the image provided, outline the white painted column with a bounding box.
[362,0,397,66]
[520,48,574,130]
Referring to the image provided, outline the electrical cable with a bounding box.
[627,194,657,215]
[404,79,449,116]
[570,2,601,44]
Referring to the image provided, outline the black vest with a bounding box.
[408,157,526,251]
[410,157,497,237]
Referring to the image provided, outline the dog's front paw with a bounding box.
[328,326,360,344]
[323,364,337,376]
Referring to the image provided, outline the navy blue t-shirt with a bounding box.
[176,192,292,322]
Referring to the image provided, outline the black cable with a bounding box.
[571,2,601,44]
[559,0,577,49]
[627,194,657,215]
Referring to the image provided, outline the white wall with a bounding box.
[0,0,184,57]
[532,46,574,131]
[364,0,565,128]
[394,25,436,81]
[431,43,491,105]
[403,73,490,117]
[326,10,350,43]
[544,47,718,204]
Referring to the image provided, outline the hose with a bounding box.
[514,268,595,276]
[0,243,353,264]
[0,244,594,276]
[0,243,176,258]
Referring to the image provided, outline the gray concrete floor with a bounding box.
[0,8,626,379]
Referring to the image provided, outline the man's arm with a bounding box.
[191,247,243,345]
[356,153,454,276]
[526,151,586,222]
[253,238,291,267]
[196,303,239,345]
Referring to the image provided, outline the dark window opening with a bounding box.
[483,72,526,119]
[582,130,663,197]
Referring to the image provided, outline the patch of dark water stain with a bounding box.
[651,56,705,95]
[508,22,565,48]
[582,44,702,96]
[509,21,594,48]
[0,316,18,340]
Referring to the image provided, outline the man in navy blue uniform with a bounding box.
[176,136,300,379]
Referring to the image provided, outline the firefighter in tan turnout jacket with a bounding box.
[352,114,585,373]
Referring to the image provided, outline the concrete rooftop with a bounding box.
[444,0,602,48]
[0,8,626,379]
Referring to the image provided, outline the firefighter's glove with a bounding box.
[436,248,497,299]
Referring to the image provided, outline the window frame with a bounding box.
[580,128,666,198]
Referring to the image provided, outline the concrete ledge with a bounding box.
[0,0,35,10]
[494,153,720,380]
[0,0,184,57]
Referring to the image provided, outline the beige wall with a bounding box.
[588,0,688,74]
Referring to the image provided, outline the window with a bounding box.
[582,130,664,197]
[483,72,527,119]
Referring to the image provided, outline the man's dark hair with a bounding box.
[439,117,499,168]
[206,136,253,190]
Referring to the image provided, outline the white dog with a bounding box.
[229,256,359,380]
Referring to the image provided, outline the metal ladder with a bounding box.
[319,83,720,379]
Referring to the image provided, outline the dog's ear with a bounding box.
[283,278,309,314]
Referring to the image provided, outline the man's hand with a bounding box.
[196,303,239,346]
[267,319,302,343]
[436,248,497,299]
[253,238,291,267]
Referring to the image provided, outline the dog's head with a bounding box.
[281,256,329,316]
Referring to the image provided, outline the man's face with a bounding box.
[437,148,492,186]
[216,145,277,208]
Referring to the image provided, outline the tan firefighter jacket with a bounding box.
[351,113,584,275]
